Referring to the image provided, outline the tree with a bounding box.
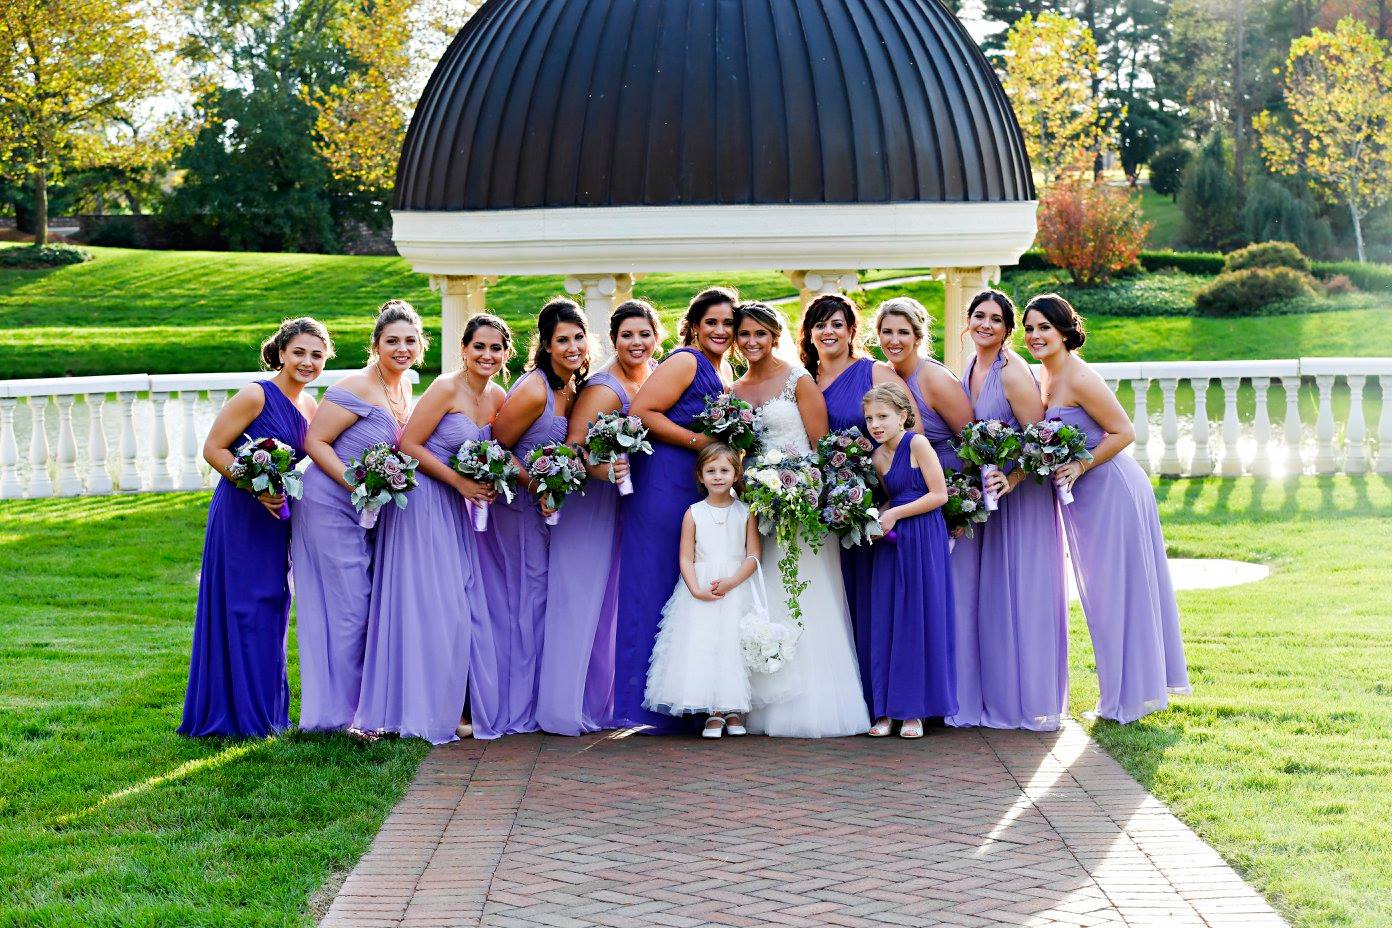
[1001,13,1115,185]
[1255,17,1392,261]
[0,0,167,243]
[1149,141,1194,201]
[1036,177,1151,285]
[1181,132,1242,248]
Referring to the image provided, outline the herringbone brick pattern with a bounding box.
[320,724,1286,928]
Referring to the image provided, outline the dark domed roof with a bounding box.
[394,0,1034,212]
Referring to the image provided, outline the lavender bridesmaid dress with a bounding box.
[613,347,724,733]
[352,413,490,743]
[536,370,632,734]
[475,370,567,737]
[1047,405,1191,722]
[947,353,1069,731]
[292,386,401,733]
[180,381,307,738]
[821,357,877,646]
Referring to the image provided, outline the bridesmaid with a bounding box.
[800,293,914,650]
[946,290,1069,732]
[353,315,511,743]
[477,298,589,736]
[537,300,664,735]
[180,318,331,738]
[1023,294,1190,722]
[614,287,737,732]
[294,300,423,735]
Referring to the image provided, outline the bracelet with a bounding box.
[688,432,698,445]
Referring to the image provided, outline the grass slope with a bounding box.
[1,479,1389,926]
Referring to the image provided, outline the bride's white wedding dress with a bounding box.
[746,368,871,737]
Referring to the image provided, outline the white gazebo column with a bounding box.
[935,266,998,374]
[430,275,492,374]
[784,270,862,315]
[564,273,637,356]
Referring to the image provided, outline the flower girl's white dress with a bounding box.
[644,497,756,716]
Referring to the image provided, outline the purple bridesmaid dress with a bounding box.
[352,413,489,743]
[613,347,724,732]
[1047,405,1191,722]
[475,370,567,737]
[947,353,1069,731]
[821,357,877,646]
[180,381,307,738]
[291,386,401,733]
[536,370,632,734]
[865,437,957,719]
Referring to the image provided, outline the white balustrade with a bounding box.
[1378,373,1392,475]
[0,397,20,498]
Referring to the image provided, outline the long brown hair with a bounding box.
[799,293,860,378]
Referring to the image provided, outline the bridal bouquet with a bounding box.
[345,443,419,529]
[813,426,878,488]
[525,442,588,526]
[741,449,825,629]
[942,469,990,549]
[449,438,519,531]
[955,419,1022,512]
[582,411,652,496]
[229,434,305,520]
[1017,419,1094,505]
[819,480,885,549]
[694,393,760,453]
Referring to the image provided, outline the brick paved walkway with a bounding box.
[319,724,1286,928]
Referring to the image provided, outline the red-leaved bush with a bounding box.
[1035,180,1150,285]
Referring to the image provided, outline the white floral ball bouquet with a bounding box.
[449,438,520,531]
[582,411,653,496]
[525,441,589,526]
[739,610,801,676]
[344,442,420,529]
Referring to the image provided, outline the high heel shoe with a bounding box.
[899,718,924,739]
[868,717,893,737]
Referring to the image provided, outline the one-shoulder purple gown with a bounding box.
[947,353,1069,731]
[476,370,567,737]
[180,380,307,738]
[536,369,633,734]
[1047,405,1191,722]
[353,412,488,743]
[292,386,401,733]
[613,348,724,732]
[821,357,877,644]
[865,437,957,719]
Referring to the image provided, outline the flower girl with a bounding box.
[644,443,764,739]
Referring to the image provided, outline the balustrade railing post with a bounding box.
[179,391,204,490]
[55,394,82,495]
[27,396,54,497]
[1220,376,1243,476]
[1282,375,1303,477]
[1252,378,1273,478]
[86,393,113,493]
[1190,377,1214,476]
[1131,378,1150,474]
[117,391,141,491]
[1378,374,1392,475]
[149,391,175,491]
[1158,379,1182,476]
[1344,375,1368,475]
[0,398,20,498]
[1313,374,1338,475]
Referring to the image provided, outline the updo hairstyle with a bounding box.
[609,299,666,345]
[861,383,917,430]
[1023,293,1087,351]
[260,317,335,370]
[371,299,429,363]
[872,297,931,356]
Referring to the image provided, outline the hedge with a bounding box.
[1312,260,1392,292]
[1194,267,1316,316]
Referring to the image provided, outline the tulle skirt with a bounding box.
[644,560,754,717]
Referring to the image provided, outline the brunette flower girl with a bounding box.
[644,443,763,739]
[861,385,957,738]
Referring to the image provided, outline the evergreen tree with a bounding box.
[1181,133,1243,248]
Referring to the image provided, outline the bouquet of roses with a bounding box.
[955,419,1022,512]
[819,479,884,549]
[739,609,800,676]
[813,426,878,489]
[582,411,652,496]
[741,449,825,633]
[942,469,990,550]
[525,442,589,526]
[229,434,305,520]
[693,393,760,453]
[344,443,419,529]
[1017,418,1094,505]
[449,438,520,531]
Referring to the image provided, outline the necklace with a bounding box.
[376,365,410,425]
[705,497,735,525]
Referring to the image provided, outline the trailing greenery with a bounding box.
[1224,241,1312,274]
[1194,267,1317,316]
[0,243,92,269]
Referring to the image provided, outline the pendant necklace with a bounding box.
[377,365,410,425]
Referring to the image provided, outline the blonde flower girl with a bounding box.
[644,443,764,739]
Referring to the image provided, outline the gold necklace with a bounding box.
[376,365,410,425]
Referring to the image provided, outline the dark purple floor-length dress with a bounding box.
[821,358,877,644]
[180,380,307,738]
[613,348,724,732]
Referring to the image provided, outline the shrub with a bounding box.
[86,219,140,248]
[1181,133,1241,249]
[1321,274,1358,295]
[1149,141,1193,201]
[1240,177,1335,258]
[1035,179,1150,285]
[0,244,93,269]
[1224,241,1312,274]
[1312,259,1392,292]
[1139,250,1227,275]
[1194,267,1316,316]
[1051,272,1203,317]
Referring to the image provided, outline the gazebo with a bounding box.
[391,0,1037,373]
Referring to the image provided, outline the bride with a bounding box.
[731,302,871,737]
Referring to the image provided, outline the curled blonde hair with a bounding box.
[873,297,931,357]
[861,383,917,430]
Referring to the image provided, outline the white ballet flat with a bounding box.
[702,716,725,739]
[724,714,747,736]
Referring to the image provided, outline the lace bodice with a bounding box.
[754,367,813,455]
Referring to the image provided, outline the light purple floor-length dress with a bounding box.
[1047,405,1191,723]
[476,370,567,737]
[947,353,1069,731]
[536,369,634,735]
[292,386,401,732]
[352,412,489,744]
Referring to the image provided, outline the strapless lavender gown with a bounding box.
[353,412,489,743]
[180,380,307,738]
[476,370,567,737]
[947,353,1069,731]
[821,358,877,646]
[536,370,634,734]
[1047,405,1191,722]
[292,386,402,732]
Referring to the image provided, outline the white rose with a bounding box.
[755,469,781,491]
[763,448,785,465]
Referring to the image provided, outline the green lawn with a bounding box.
[1139,182,1186,250]
[2,479,1389,926]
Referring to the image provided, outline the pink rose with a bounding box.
[830,451,847,467]
[856,437,872,452]
[532,456,555,476]
[389,472,408,489]
[251,449,272,466]
[848,485,865,503]
[382,457,403,476]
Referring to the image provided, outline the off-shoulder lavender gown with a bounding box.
[292,386,401,733]
[613,348,724,733]
[947,353,1069,731]
[353,412,489,743]
[1047,405,1191,722]
[536,369,633,735]
[180,380,307,738]
[476,370,567,737]
[821,358,877,643]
